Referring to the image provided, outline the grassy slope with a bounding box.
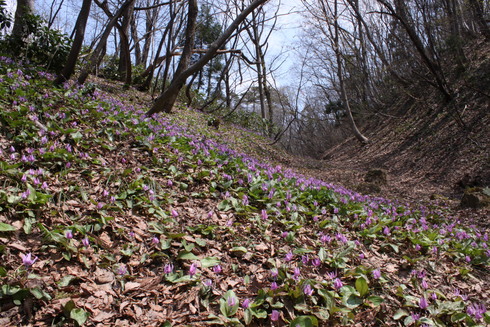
[0,58,489,326]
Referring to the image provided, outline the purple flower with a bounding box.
[21,253,38,268]
[311,258,321,267]
[303,284,314,296]
[281,231,288,238]
[419,296,429,309]
[164,263,174,274]
[270,310,280,321]
[261,209,268,220]
[372,269,381,279]
[271,268,279,278]
[270,281,278,290]
[285,252,293,262]
[117,264,128,275]
[227,296,237,307]
[415,244,421,251]
[151,236,160,244]
[466,302,486,321]
[171,209,178,217]
[82,237,90,247]
[202,279,213,288]
[333,278,343,290]
[320,234,331,243]
[213,265,222,274]
[327,271,337,279]
[421,279,428,289]
[189,263,197,276]
[65,230,73,239]
[293,267,301,280]
[242,298,252,309]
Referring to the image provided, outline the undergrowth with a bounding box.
[0,57,488,326]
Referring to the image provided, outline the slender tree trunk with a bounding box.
[78,0,135,85]
[54,0,93,85]
[130,13,142,65]
[468,0,490,39]
[118,1,135,83]
[146,0,269,116]
[333,0,368,144]
[149,0,198,114]
[378,0,453,102]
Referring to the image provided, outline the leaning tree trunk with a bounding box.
[146,0,269,116]
[78,0,135,85]
[54,0,92,85]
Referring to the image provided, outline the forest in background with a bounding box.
[1,0,488,158]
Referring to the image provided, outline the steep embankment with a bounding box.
[320,40,489,209]
[0,57,489,326]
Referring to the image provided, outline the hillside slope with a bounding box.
[319,40,489,207]
[0,57,489,326]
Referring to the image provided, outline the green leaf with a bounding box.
[367,295,384,306]
[244,308,253,325]
[219,290,239,318]
[70,308,89,326]
[230,246,247,254]
[290,315,319,327]
[318,247,328,262]
[450,313,467,323]
[58,275,77,287]
[29,287,52,300]
[343,293,363,309]
[200,257,220,268]
[177,251,199,260]
[393,309,408,320]
[355,277,369,297]
[218,200,232,212]
[0,222,16,232]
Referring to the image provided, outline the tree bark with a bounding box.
[333,0,368,144]
[78,0,136,85]
[146,0,270,116]
[118,1,135,83]
[377,0,453,102]
[54,0,93,85]
[12,0,34,39]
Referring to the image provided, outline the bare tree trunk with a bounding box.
[130,12,142,65]
[377,0,453,102]
[146,0,270,116]
[468,0,490,39]
[118,1,135,83]
[54,0,92,85]
[78,0,135,85]
[333,0,368,144]
[12,0,34,39]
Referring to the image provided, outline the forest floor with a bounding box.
[0,57,489,327]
